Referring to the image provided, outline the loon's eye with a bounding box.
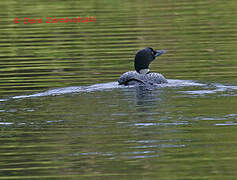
[151,50,156,56]
[148,47,155,55]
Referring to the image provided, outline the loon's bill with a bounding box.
[118,47,168,86]
[155,50,166,57]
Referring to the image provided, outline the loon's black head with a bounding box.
[134,47,166,74]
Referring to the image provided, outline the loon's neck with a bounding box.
[139,68,150,75]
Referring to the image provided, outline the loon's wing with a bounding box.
[118,71,146,85]
[147,73,168,84]
[119,78,145,85]
[118,71,168,86]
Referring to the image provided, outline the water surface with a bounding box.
[0,0,237,179]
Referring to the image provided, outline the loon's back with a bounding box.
[118,71,168,86]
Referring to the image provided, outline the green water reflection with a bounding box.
[0,89,237,179]
[1,0,237,95]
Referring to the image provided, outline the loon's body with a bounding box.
[118,71,167,85]
[118,47,168,86]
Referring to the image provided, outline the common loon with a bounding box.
[118,47,168,86]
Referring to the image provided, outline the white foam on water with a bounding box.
[2,79,235,100]
[12,82,120,99]
[179,82,237,95]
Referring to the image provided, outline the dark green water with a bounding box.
[1,0,237,179]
